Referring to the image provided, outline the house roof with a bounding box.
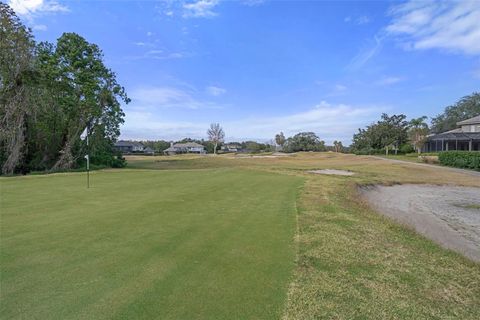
[457,115,480,126]
[115,140,144,148]
[174,142,205,148]
[429,131,480,141]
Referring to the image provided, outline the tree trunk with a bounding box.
[214,142,217,155]
[52,140,75,170]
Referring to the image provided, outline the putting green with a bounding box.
[0,169,303,319]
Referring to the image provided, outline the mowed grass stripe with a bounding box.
[1,169,303,319]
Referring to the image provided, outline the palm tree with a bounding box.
[275,132,286,151]
[333,140,343,152]
[408,116,429,154]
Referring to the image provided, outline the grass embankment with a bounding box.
[1,153,479,319]
[1,169,302,319]
[284,176,479,319]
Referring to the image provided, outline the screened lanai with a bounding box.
[423,131,480,152]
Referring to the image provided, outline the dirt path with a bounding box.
[361,184,480,262]
[370,156,480,177]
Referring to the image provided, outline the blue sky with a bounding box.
[10,0,480,144]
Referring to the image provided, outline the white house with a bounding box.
[164,142,206,155]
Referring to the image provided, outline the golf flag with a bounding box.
[80,127,88,140]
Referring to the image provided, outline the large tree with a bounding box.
[351,113,408,154]
[0,3,37,174]
[284,132,325,153]
[37,33,129,170]
[431,92,480,133]
[207,123,225,155]
[0,4,129,174]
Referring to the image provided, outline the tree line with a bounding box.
[137,129,329,154]
[350,92,480,155]
[0,4,128,175]
[139,138,276,154]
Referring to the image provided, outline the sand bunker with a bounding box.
[308,169,355,176]
[361,184,480,262]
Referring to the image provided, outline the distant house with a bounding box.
[221,143,242,153]
[143,146,155,154]
[114,141,146,153]
[164,142,206,155]
[423,115,480,152]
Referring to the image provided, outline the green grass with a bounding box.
[0,169,303,319]
[2,153,480,319]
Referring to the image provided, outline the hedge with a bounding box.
[438,151,480,171]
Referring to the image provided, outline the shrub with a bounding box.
[438,151,480,170]
[111,154,127,168]
[400,144,415,154]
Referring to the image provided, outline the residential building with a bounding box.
[423,115,480,152]
[114,141,146,153]
[221,143,242,153]
[164,142,206,155]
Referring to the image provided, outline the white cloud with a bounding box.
[206,86,226,96]
[9,0,68,17]
[121,111,207,141]
[183,0,219,18]
[225,102,383,143]
[347,35,384,70]
[157,0,259,19]
[348,1,480,71]
[242,0,266,6]
[121,99,385,144]
[386,0,480,55]
[129,86,224,110]
[356,15,371,25]
[375,76,404,86]
[324,84,348,97]
[125,50,188,61]
[345,15,371,25]
[32,24,47,31]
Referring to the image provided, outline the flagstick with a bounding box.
[86,127,90,189]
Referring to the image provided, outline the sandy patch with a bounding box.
[308,169,355,176]
[233,152,294,158]
[360,184,480,262]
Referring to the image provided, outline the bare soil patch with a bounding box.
[308,169,355,176]
[360,184,480,262]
